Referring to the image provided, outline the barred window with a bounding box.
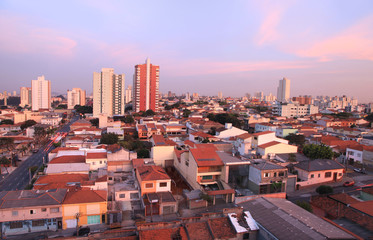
[32,220,45,227]
[10,221,23,229]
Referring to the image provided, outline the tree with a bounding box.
[0,119,14,125]
[100,133,119,145]
[20,120,37,130]
[90,118,99,127]
[365,113,373,122]
[122,115,134,124]
[0,156,11,174]
[303,144,334,159]
[74,105,93,114]
[207,127,216,136]
[285,133,305,147]
[0,137,15,152]
[316,185,333,195]
[288,153,296,162]
[296,201,313,212]
[137,148,150,158]
[207,113,243,128]
[144,109,155,116]
[182,109,191,118]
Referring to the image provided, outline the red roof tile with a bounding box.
[207,217,236,239]
[258,141,282,149]
[63,189,107,204]
[137,165,170,181]
[86,152,107,159]
[49,155,85,164]
[139,226,188,240]
[185,222,213,240]
[190,147,223,167]
[252,131,275,136]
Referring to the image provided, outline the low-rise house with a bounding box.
[257,141,298,159]
[135,165,171,196]
[346,145,364,164]
[255,122,277,132]
[33,173,89,190]
[275,127,298,138]
[239,197,355,239]
[0,189,67,236]
[149,135,176,168]
[62,189,107,229]
[46,155,90,175]
[233,132,252,156]
[215,123,247,140]
[248,161,288,194]
[251,131,288,149]
[363,146,373,167]
[294,159,344,187]
[86,152,107,171]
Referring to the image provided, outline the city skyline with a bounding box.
[1,1,373,102]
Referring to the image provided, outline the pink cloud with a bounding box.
[296,16,373,61]
[0,14,77,57]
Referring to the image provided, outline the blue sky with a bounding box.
[0,0,373,102]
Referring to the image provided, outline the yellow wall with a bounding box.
[62,202,107,229]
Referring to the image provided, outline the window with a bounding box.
[12,210,18,216]
[202,175,213,180]
[273,172,277,177]
[278,172,284,177]
[185,160,189,167]
[119,194,126,198]
[338,173,342,176]
[130,193,139,199]
[92,162,96,165]
[32,220,45,227]
[50,207,59,213]
[100,161,102,164]
[87,215,100,225]
[10,221,23,229]
[30,210,35,214]
[145,183,153,188]
[41,208,47,212]
[357,153,361,157]
[264,173,270,178]
[318,174,320,178]
[310,174,314,178]
[159,182,167,187]
[325,172,332,178]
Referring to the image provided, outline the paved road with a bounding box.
[0,116,79,191]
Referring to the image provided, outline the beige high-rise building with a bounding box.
[20,87,32,107]
[125,85,132,104]
[67,88,86,109]
[277,77,290,103]
[31,75,51,111]
[93,68,125,117]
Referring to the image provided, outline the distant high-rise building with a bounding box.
[292,95,312,105]
[218,91,223,99]
[12,91,16,96]
[255,91,264,101]
[67,88,86,109]
[20,87,32,107]
[277,77,290,103]
[93,68,125,117]
[133,58,159,112]
[31,75,51,111]
[3,91,7,106]
[125,85,132,104]
[185,92,190,101]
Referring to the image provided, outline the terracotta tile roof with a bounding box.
[106,144,122,153]
[258,141,282,149]
[185,222,213,240]
[96,175,107,182]
[184,140,196,148]
[34,173,88,184]
[252,131,275,136]
[73,127,102,132]
[132,159,145,168]
[49,155,86,164]
[151,135,177,146]
[329,193,360,205]
[207,217,236,239]
[139,226,188,240]
[137,165,170,181]
[236,133,252,140]
[190,147,224,167]
[86,152,107,159]
[350,201,373,216]
[63,189,107,204]
[191,131,214,138]
[364,146,373,152]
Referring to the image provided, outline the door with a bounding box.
[333,172,337,181]
[65,219,77,229]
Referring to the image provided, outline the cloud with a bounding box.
[165,59,311,76]
[253,1,294,46]
[296,15,373,61]
[0,13,77,57]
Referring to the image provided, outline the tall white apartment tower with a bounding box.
[125,85,132,103]
[67,88,86,109]
[93,68,125,117]
[20,87,32,107]
[277,77,290,103]
[31,75,51,111]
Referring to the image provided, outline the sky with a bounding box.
[0,0,373,103]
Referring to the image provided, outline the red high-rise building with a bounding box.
[133,58,159,112]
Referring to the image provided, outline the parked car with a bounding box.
[343,181,355,187]
[353,168,366,174]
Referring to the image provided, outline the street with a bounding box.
[0,116,79,191]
